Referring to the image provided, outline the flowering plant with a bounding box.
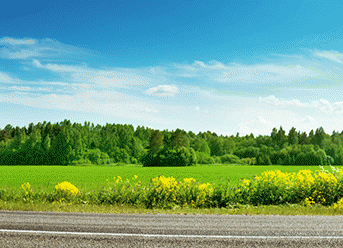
[55,181,79,197]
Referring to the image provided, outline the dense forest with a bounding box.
[0,119,342,166]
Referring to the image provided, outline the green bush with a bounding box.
[256,153,272,165]
[220,154,241,164]
[83,149,111,165]
[196,152,215,164]
[130,157,138,164]
[71,158,92,166]
[141,147,197,167]
[240,157,256,165]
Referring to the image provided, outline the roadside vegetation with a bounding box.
[1,165,343,215]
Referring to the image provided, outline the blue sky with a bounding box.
[1,0,343,136]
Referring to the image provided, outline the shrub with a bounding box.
[71,158,92,166]
[220,154,241,164]
[240,157,256,165]
[236,166,343,206]
[116,162,127,166]
[196,152,215,164]
[130,157,138,164]
[141,147,197,167]
[83,149,111,165]
[255,153,272,165]
[55,181,79,196]
[331,198,343,210]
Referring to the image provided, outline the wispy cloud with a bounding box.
[10,86,34,91]
[33,60,153,89]
[259,95,343,114]
[0,72,16,84]
[315,50,343,64]
[145,85,179,96]
[236,116,272,136]
[0,37,37,46]
[0,89,165,122]
[302,115,315,123]
[0,37,96,61]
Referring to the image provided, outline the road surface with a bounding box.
[1,210,343,247]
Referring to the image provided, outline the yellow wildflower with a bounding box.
[55,181,79,196]
[332,198,343,210]
[21,182,32,196]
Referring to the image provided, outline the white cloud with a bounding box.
[36,87,51,92]
[171,60,321,89]
[298,115,319,132]
[193,60,226,69]
[43,81,69,86]
[271,53,304,59]
[32,60,42,67]
[259,95,343,114]
[145,85,179,96]
[3,50,39,59]
[33,60,150,89]
[0,38,43,60]
[0,72,15,84]
[217,64,318,84]
[237,116,272,136]
[0,69,80,95]
[302,115,315,123]
[259,95,309,107]
[9,86,51,92]
[0,37,97,61]
[0,90,165,123]
[0,37,37,45]
[33,60,84,72]
[145,107,159,113]
[316,50,343,64]
[10,86,33,91]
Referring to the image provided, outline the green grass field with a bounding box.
[0,164,340,192]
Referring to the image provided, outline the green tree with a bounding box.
[130,136,146,160]
[49,127,72,165]
[288,127,298,145]
[170,129,189,149]
[191,137,211,156]
[314,127,325,148]
[209,136,224,156]
[308,129,315,145]
[298,131,309,145]
[0,129,11,142]
[149,130,164,154]
[271,127,278,145]
[276,126,287,147]
[331,131,342,146]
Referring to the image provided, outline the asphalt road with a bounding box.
[1,210,343,247]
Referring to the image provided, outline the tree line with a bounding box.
[0,120,341,166]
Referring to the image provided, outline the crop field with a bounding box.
[0,164,341,192]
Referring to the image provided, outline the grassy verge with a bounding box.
[1,200,343,215]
